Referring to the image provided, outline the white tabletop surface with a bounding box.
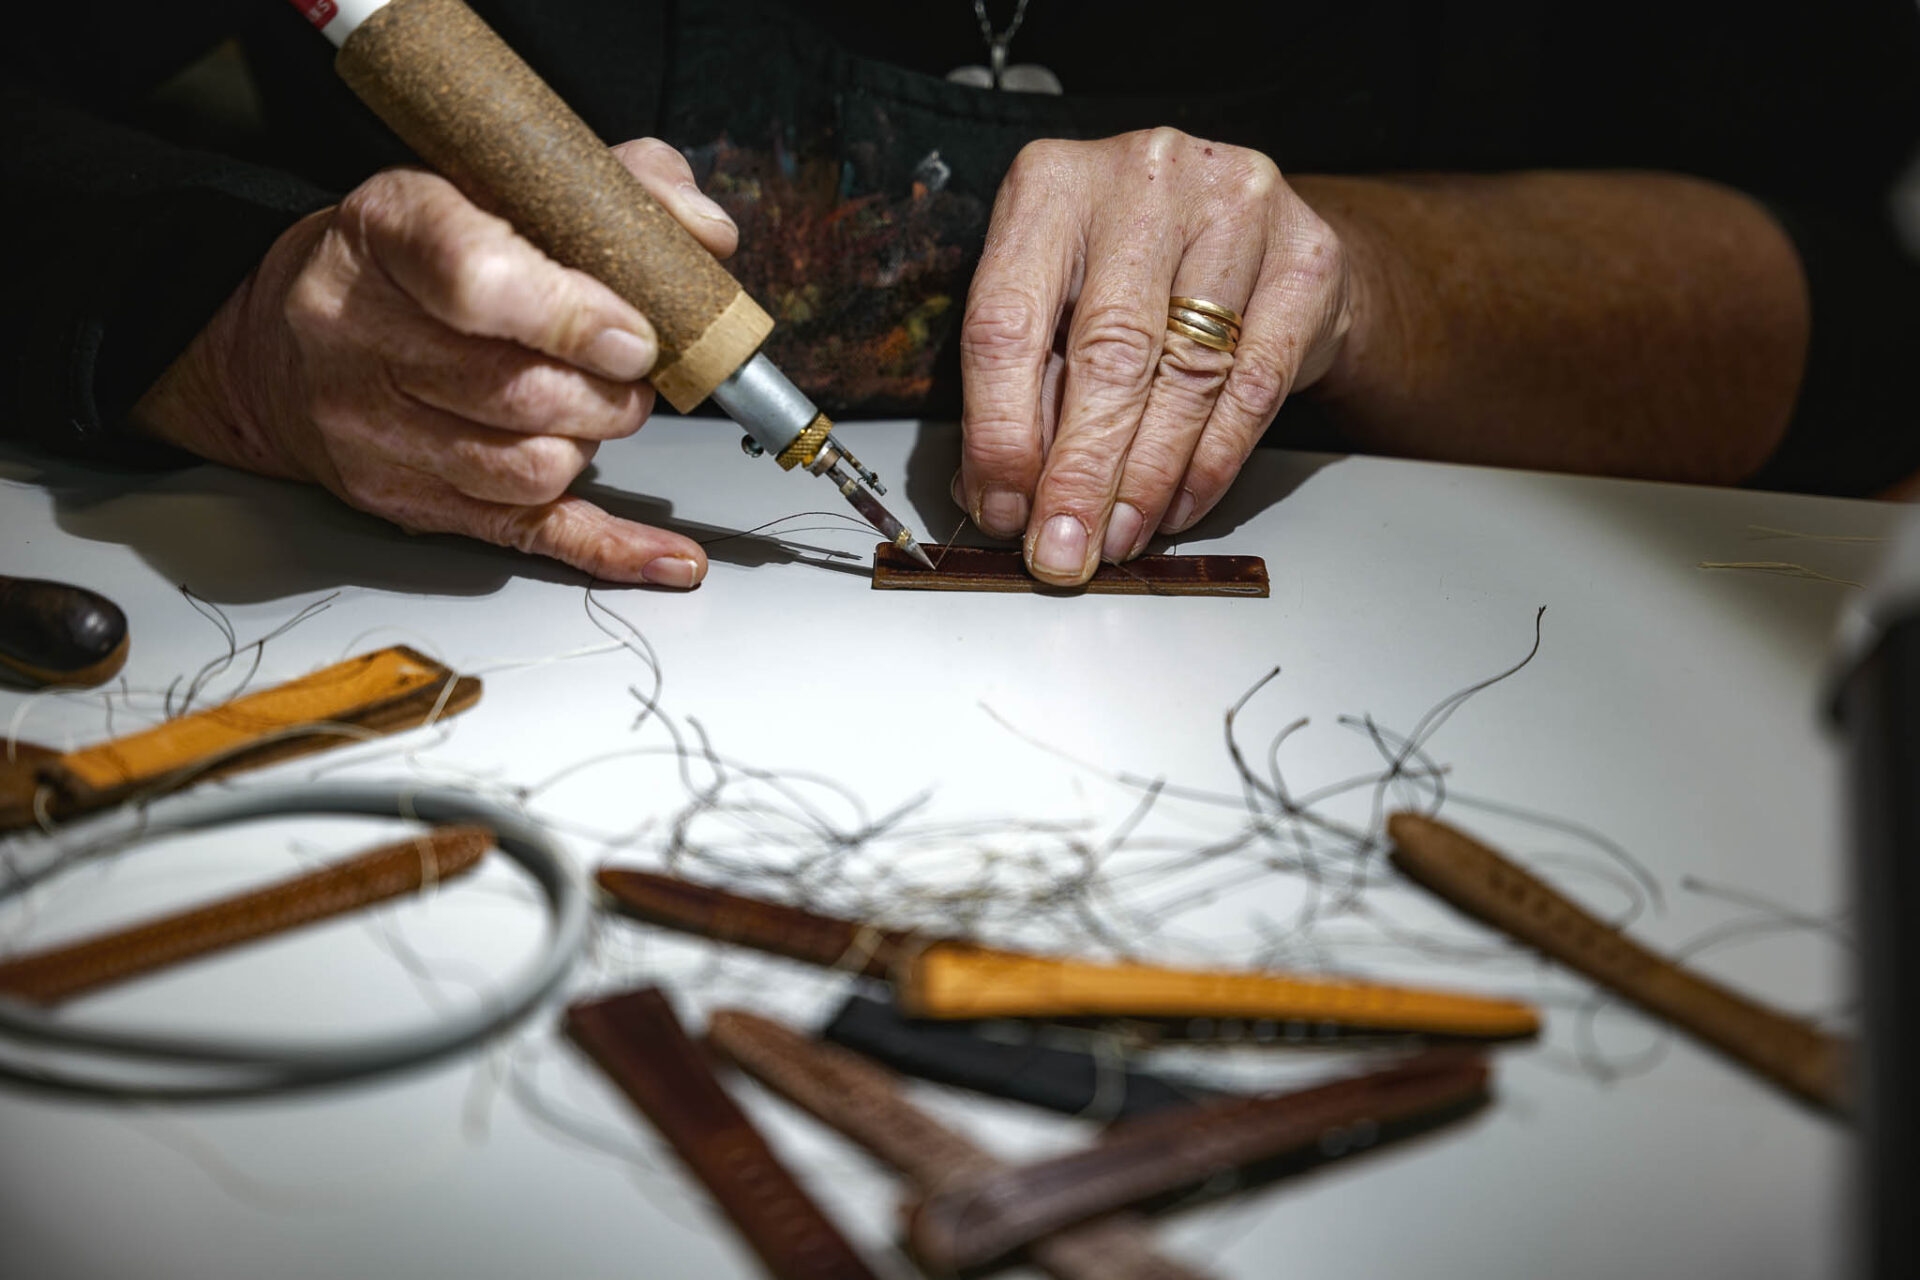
[0,418,1894,1280]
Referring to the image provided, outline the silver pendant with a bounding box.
[946,37,1063,94]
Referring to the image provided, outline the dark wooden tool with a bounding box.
[564,987,880,1280]
[0,646,481,833]
[1387,812,1852,1114]
[0,575,129,688]
[707,1008,1216,1280]
[0,825,490,1004]
[906,1049,1492,1273]
[872,544,1271,597]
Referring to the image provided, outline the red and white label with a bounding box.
[288,0,339,28]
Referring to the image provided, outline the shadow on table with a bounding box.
[10,445,871,605]
[899,421,1344,556]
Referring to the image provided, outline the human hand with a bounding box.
[956,129,1354,584]
[134,139,739,587]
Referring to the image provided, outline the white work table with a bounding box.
[0,418,1892,1279]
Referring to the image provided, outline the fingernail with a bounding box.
[1103,502,1144,562]
[641,555,700,589]
[1033,515,1089,579]
[1165,488,1198,531]
[949,470,966,510]
[679,182,736,229]
[585,328,655,381]
[979,487,1029,537]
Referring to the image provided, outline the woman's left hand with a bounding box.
[955,129,1354,583]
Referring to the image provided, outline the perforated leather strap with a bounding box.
[872,544,1270,597]
[565,987,879,1280]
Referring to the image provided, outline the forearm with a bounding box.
[1294,171,1810,485]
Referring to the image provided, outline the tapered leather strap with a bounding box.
[707,1009,1216,1280]
[2,646,481,831]
[872,544,1269,597]
[564,988,879,1280]
[906,1050,1491,1272]
[0,825,490,1004]
[897,942,1541,1038]
[1389,812,1851,1113]
[595,868,930,977]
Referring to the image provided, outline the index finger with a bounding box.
[354,169,660,384]
[958,144,1083,539]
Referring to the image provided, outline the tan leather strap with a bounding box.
[1388,812,1851,1113]
[0,825,490,1005]
[896,942,1541,1039]
[565,988,879,1280]
[60,647,456,791]
[907,1050,1491,1273]
[707,1009,1215,1280]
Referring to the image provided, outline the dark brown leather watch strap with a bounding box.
[564,987,879,1280]
[707,1008,1216,1280]
[595,868,930,977]
[907,1049,1491,1272]
[872,544,1270,597]
[0,825,490,1005]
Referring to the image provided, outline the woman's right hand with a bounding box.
[133,138,740,587]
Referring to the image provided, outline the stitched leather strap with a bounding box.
[0,825,490,1005]
[3,646,481,831]
[595,868,929,977]
[824,994,1219,1121]
[707,1009,1216,1280]
[896,942,1541,1039]
[906,1050,1491,1272]
[872,544,1270,597]
[1388,812,1851,1113]
[564,987,879,1280]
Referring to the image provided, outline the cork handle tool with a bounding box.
[288,0,933,565]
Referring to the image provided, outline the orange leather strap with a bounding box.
[896,943,1541,1039]
[0,825,490,1005]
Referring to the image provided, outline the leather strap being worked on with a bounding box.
[907,1049,1492,1273]
[707,1008,1216,1280]
[897,943,1541,1039]
[564,987,880,1280]
[2,646,481,832]
[0,825,490,1005]
[824,994,1220,1121]
[872,544,1270,597]
[1388,812,1852,1114]
[595,867,934,977]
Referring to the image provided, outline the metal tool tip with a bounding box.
[903,540,936,570]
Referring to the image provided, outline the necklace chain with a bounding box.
[971,0,1031,49]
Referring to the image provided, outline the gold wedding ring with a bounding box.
[1166,296,1243,353]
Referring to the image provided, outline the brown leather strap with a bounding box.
[872,544,1270,597]
[907,1050,1491,1272]
[3,646,481,832]
[564,988,879,1280]
[0,826,490,1005]
[897,942,1541,1039]
[1388,812,1851,1113]
[707,1009,1216,1280]
[595,868,930,977]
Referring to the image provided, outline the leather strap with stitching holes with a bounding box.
[1388,811,1852,1114]
[707,1008,1217,1280]
[872,544,1270,597]
[1,646,481,831]
[564,987,880,1280]
[906,1050,1492,1273]
[0,825,491,1005]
